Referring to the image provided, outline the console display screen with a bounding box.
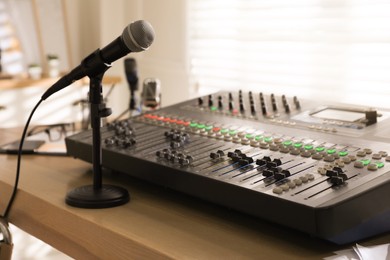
[311,108,363,122]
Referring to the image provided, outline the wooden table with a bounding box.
[0,128,389,259]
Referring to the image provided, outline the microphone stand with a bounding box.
[66,72,130,208]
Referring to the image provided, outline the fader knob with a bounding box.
[210,150,225,159]
[250,101,256,114]
[229,101,234,111]
[208,95,213,107]
[274,169,290,181]
[271,94,278,111]
[249,93,254,103]
[186,155,194,163]
[218,96,223,109]
[365,109,377,126]
[333,167,343,174]
[115,126,125,135]
[261,104,267,115]
[239,157,254,166]
[285,103,290,113]
[198,97,204,106]
[273,158,282,166]
[156,150,164,158]
[282,95,287,105]
[256,159,267,166]
[240,103,245,113]
[293,96,301,109]
[228,92,233,101]
[104,138,115,146]
[256,156,271,166]
[330,176,344,185]
[262,169,274,177]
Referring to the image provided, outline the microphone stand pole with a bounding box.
[66,72,130,208]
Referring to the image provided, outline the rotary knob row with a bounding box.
[104,136,136,148]
[165,129,190,148]
[198,92,301,115]
[156,148,194,166]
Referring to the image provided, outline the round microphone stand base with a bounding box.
[65,185,130,209]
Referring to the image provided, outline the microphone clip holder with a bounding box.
[65,72,130,208]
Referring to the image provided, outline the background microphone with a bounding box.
[124,58,138,110]
[142,78,161,109]
[41,20,155,100]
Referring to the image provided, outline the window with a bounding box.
[0,0,24,75]
[188,0,390,107]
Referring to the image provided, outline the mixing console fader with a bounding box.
[66,90,390,244]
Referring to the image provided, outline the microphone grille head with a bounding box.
[122,20,155,52]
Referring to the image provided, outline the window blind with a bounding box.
[0,1,24,75]
[188,0,390,107]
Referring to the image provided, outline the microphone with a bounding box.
[124,58,138,92]
[124,58,138,110]
[41,20,155,100]
[142,78,161,109]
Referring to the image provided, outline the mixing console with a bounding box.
[65,90,390,244]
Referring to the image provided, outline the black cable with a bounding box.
[103,83,116,100]
[2,98,43,219]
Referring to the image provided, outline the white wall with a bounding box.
[0,0,190,127]
[134,0,191,106]
[68,0,190,116]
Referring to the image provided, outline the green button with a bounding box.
[190,122,198,128]
[283,140,293,146]
[375,162,385,168]
[293,142,303,148]
[205,125,213,131]
[360,159,371,166]
[264,137,273,143]
[210,106,218,111]
[255,135,263,141]
[339,151,348,157]
[229,130,238,136]
[220,128,229,134]
[315,147,325,152]
[304,145,313,150]
[197,124,206,129]
[327,149,336,154]
[245,134,254,139]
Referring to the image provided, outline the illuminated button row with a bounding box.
[268,140,352,162]
[143,115,281,146]
[354,159,385,171]
[143,115,327,154]
[142,114,192,127]
[141,114,389,168]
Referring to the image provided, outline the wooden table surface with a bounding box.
[0,128,389,259]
